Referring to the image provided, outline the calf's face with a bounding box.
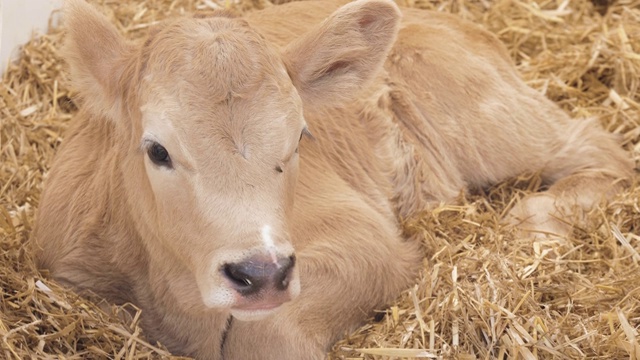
[63,0,401,320]
[136,18,307,319]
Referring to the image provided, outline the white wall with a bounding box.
[1,0,63,75]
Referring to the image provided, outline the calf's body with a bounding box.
[34,0,633,359]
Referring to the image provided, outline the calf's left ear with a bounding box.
[283,0,401,108]
[63,0,133,120]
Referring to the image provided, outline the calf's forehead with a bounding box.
[138,15,302,135]
[136,16,305,169]
[141,16,291,103]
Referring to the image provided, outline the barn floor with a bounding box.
[1,0,639,359]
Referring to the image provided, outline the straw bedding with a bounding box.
[1,0,638,358]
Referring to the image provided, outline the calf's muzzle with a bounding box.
[222,255,295,297]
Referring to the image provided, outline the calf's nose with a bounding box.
[222,255,295,296]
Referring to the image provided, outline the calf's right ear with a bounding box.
[63,0,132,120]
[283,0,401,109]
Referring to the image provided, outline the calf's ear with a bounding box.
[63,0,132,120]
[283,0,401,108]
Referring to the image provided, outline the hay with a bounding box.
[1,0,638,359]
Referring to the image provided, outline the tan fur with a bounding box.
[34,0,633,359]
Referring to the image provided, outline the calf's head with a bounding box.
[63,0,400,320]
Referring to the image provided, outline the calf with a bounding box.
[34,0,633,359]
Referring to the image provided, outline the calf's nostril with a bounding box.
[275,255,296,290]
[223,263,253,289]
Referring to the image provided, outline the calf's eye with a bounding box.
[148,142,172,167]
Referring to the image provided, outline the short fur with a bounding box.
[34,0,633,359]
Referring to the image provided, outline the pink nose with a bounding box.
[222,255,295,297]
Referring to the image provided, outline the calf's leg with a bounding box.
[507,118,634,239]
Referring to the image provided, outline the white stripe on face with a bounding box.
[261,224,280,266]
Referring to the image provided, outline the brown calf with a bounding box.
[34,0,633,359]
